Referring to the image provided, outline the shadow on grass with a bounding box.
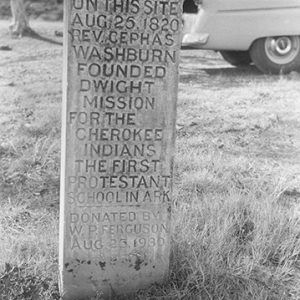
[181,55,224,62]
[0,263,60,300]
[203,65,262,76]
[180,65,263,86]
[21,28,62,46]
[182,64,261,76]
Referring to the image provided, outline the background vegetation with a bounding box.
[0,0,63,21]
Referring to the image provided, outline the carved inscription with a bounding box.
[60,0,182,298]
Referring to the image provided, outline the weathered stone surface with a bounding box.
[59,1,182,299]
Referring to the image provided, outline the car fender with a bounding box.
[187,1,300,51]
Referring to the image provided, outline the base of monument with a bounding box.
[59,260,169,300]
[59,277,168,300]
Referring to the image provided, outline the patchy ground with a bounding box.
[179,50,300,177]
[1,21,300,299]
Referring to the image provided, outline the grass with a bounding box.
[1,21,300,299]
[169,151,300,299]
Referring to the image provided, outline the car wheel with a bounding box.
[220,50,252,66]
[250,36,300,74]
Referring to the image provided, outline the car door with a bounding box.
[217,0,300,11]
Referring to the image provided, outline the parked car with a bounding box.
[182,0,300,74]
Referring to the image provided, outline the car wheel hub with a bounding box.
[265,36,300,65]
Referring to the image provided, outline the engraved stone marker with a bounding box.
[59,0,182,299]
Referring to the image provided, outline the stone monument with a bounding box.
[59,0,183,299]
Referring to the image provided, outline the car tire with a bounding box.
[250,36,300,74]
[220,50,252,66]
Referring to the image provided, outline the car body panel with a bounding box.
[183,0,300,50]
